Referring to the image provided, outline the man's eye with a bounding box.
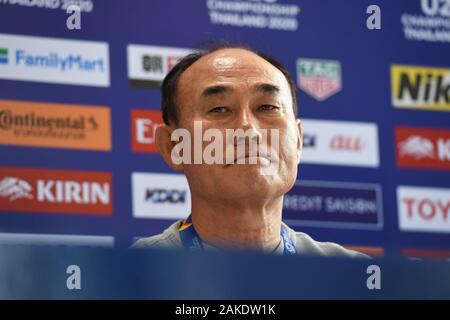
[209,106,229,113]
[259,105,279,111]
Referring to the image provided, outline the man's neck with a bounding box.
[189,196,283,252]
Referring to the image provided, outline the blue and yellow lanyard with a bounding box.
[179,215,297,255]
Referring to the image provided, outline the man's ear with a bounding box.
[155,124,184,172]
[296,118,302,165]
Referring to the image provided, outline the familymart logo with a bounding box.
[170,121,280,176]
[0,48,7,64]
[0,33,109,87]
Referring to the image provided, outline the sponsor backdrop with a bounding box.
[0,0,449,257]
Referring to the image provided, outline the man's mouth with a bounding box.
[231,152,273,165]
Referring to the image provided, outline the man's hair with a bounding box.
[161,43,298,125]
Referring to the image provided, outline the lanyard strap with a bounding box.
[179,215,296,255]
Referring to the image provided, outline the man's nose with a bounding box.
[235,106,256,129]
[233,107,262,144]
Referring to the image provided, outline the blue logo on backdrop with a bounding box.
[283,180,383,230]
[145,188,186,204]
[14,50,106,72]
[0,48,8,64]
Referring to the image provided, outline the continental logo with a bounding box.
[391,64,450,112]
[0,100,111,151]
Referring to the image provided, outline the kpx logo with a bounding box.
[398,186,450,233]
[131,109,163,153]
[301,119,379,167]
[132,172,191,219]
[391,64,450,112]
[396,126,450,170]
[0,33,109,87]
[127,44,193,88]
[0,100,111,151]
[296,58,342,101]
[0,168,112,216]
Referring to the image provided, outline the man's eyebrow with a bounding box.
[256,83,280,94]
[201,85,230,98]
[200,83,280,98]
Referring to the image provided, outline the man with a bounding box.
[133,44,367,258]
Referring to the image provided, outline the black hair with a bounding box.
[161,43,298,125]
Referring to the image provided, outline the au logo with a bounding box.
[391,64,450,112]
[297,58,342,101]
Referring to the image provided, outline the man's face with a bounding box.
[173,48,302,202]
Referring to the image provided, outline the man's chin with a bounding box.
[219,171,281,196]
[229,166,280,182]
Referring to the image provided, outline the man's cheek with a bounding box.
[279,131,297,156]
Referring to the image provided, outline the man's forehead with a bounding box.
[179,48,288,91]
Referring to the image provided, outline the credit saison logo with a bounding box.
[0,33,110,87]
[284,180,383,230]
[0,48,7,64]
[14,49,105,72]
[0,100,111,151]
[391,64,450,112]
